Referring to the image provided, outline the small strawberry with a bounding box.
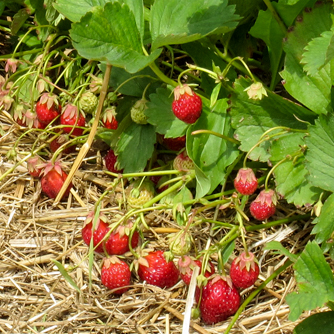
[50,134,76,154]
[234,168,258,195]
[178,256,215,286]
[162,135,186,151]
[198,275,240,324]
[104,149,123,173]
[82,211,110,253]
[101,257,131,294]
[126,179,155,209]
[35,93,61,125]
[14,107,45,129]
[230,251,259,289]
[79,91,98,114]
[27,156,44,178]
[168,231,192,256]
[172,84,202,124]
[102,107,118,130]
[250,189,276,220]
[40,161,72,199]
[173,151,194,171]
[105,224,139,255]
[60,104,86,136]
[130,99,148,124]
[137,250,179,288]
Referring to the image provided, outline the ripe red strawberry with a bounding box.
[101,257,131,294]
[230,251,259,289]
[104,149,123,173]
[162,135,186,151]
[82,212,110,253]
[172,84,202,124]
[35,93,61,125]
[173,151,194,171]
[137,250,179,288]
[40,161,72,199]
[60,104,85,136]
[102,107,118,130]
[234,168,258,195]
[250,189,276,220]
[105,225,139,255]
[178,256,215,286]
[14,107,46,129]
[198,275,240,324]
[27,156,44,178]
[50,134,76,154]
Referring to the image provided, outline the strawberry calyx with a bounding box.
[39,92,60,111]
[234,168,258,195]
[173,84,195,100]
[233,251,258,272]
[40,159,65,177]
[27,155,44,177]
[62,103,79,119]
[103,255,122,268]
[84,210,108,227]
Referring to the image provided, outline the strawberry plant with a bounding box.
[2,0,334,332]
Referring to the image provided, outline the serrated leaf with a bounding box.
[70,2,161,73]
[230,77,315,162]
[150,0,239,50]
[52,260,81,293]
[286,241,334,321]
[280,3,333,114]
[187,99,239,197]
[293,311,334,334]
[302,30,334,77]
[305,114,334,192]
[312,193,334,245]
[249,9,285,78]
[270,132,321,206]
[146,88,188,137]
[264,241,298,262]
[115,122,156,173]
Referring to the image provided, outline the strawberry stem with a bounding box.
[191,129,239,144]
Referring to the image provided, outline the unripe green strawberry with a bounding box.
[79,91,98,114]
[126,179,155,209]
[168,230,192,256]
[173,151,194,171]
[130,99,148,124]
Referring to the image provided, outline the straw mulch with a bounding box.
[0,113,328,334]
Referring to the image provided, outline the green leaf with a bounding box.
[70,2,161,73]
[230,77,315,162]
[115,122,156,173]
[305,114,334,192]
[286,241,334,321]
[146,88,188,137]
[150,0,239,50]
[249,9,285,79]
[11,8,30,35]
[53,0,108,22]
[187,99,239,197]
[302,29,334,77]
[270,132,321,206]
[264,241,298,262]
[293,311,334,334]
[312,193,334,245]
[280,2,333,114]
[52,260,81,293]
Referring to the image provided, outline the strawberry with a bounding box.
[50,134,76,154]
[40,161,72,199]
[126,179,155,209]
[104,149,123,173]
[230,251,259,289]
[102,107,118,130]
[198,275,240,324]
[173,151,194,171]
[234,168,258,195]
[250,189,276,220]
[172,84,202,124]
[101,257,131,294]
[27,156,44,178]
[105,224,139,255]
[178,256,215,286]
[79,91,98,115]
[82,212,110,253]
[60,104,85,136]
[35,93,61,125]
[14,107,46,129]
[137,250,179,288]
[130,99,148,124]
[162,135,186,151]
